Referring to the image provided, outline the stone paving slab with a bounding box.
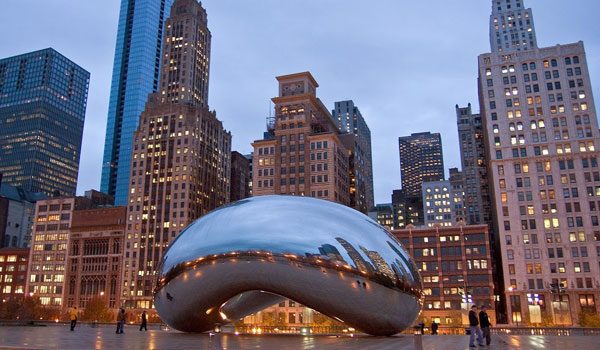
[0,325,599,349]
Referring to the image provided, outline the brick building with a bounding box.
[0,248,28,300]
[393,224,496,326]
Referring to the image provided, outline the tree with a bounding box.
[81,297,113,322]
[579,310,600,328]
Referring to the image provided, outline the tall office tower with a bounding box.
[230,151,251,202]
[456,104,492,225]
[101,0,175,205]
[0,49,90,197]
[26,191,113,308]
[121,0,231,310]
[480,1,599,325]
[252,72,350,205]
[332,101,374,213]
[423,170,466,228]
[399,132,445,197]
[490,0,537,53]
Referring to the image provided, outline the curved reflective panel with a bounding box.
[154,195,423,336]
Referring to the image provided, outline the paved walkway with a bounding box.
[0,325,599,349]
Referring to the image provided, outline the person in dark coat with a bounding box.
[116,309,123,334]
[431,320,438,335]
[468,305,484,347]
[140,310,148,331]
[479,306,492,345]
[418,321,425,334]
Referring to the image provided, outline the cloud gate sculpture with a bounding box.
[153,195,423,336]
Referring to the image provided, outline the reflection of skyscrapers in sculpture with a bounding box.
[101,0,174,205]
[121,0,231,310]
[335,237,373,273]
[360,247,395,280]
[318,244,343,261]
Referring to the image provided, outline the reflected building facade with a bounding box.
[0,49,89,197]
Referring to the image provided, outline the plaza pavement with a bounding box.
[0,325,598,349]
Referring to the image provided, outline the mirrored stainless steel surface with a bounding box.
[154,195,423,336]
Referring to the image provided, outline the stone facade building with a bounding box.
[65,207,126,310]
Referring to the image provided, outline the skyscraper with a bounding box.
[480,0,599,325]
[121,0,231,310]
[0,48,90,197]
[332,100,374,213]
[398,132,445,197]
[489,0,537,53]
[101,0,174,205]
[456,104,491,225]
[252,72,350,205]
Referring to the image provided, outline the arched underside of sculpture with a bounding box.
[154,196,423,336]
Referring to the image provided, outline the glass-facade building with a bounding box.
[0,48,89,197]
[101,0,174,205]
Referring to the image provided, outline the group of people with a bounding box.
[117,309,148,333]
[468,305,492,347]
[68,308,148,333]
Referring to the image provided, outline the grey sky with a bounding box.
[1,0,599,204]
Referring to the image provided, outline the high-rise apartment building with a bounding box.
[422,177,465,228]
[26,191,113,307]
[0,49,90,197]
[121,0,231,310]
[399,132,445,197]
[101,0,175,205]
[332,100,374,213]
[489,0,537,53]
[252,72,350,205]
[368,203,394,229]
[480,0,600,325]
[457,104,492,226]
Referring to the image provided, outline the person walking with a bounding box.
[120,309,127,334]
[479,306,492,346]
[468,305,484,347]
[431,320,438,335]
[418,321,425,334]
[70,307,78,331]
[116,309,123,334]
[139,310,148,331]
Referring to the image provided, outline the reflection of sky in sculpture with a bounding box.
[162,195,418,285]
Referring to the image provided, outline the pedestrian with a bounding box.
[479,305,492,346]
[116,309,123,334]
[140,310,147,331]
[431,320,438,335]
[70,307,78,331]
[120,309,127,334]
[468,305,484,347]
[418,321,425,334]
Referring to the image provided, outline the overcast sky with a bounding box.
[1,0,599,204]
